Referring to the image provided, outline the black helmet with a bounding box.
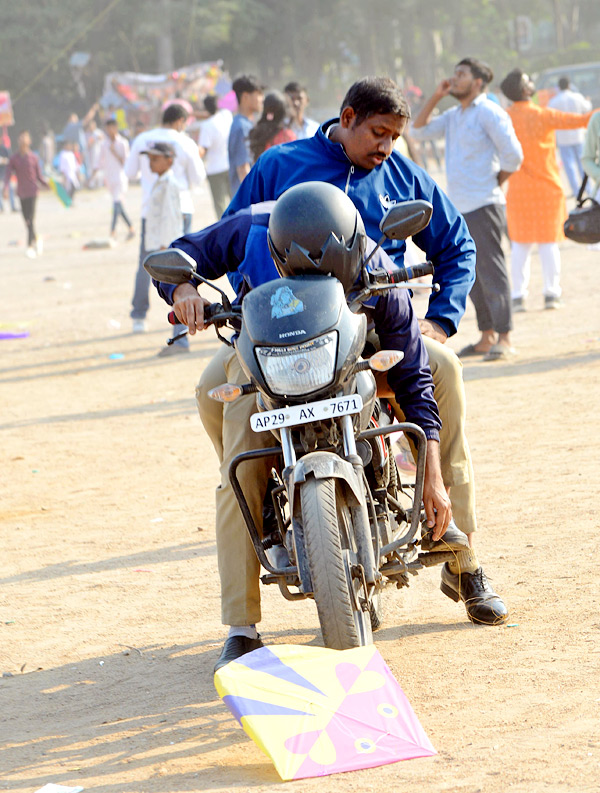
[267,182,366,292]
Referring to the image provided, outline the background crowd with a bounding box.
[3,62,599,363]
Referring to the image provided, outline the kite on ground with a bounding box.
[214,643,436,780]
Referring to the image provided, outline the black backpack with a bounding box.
[564,174,600,244]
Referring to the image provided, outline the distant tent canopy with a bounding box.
[99,61,233,130]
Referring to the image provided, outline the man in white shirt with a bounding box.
[198,95,232,218]
[95,118,134,239]
[548,76,592,197]
[412,57,523,361]
[125,103,206,353]
[284,81,319,140]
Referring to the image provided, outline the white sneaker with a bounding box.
[36,237,43,255]
[132,319,147,333]
[25,247,37,259]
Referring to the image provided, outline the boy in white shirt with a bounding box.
[141,142,183,254]
[125,104,205,350]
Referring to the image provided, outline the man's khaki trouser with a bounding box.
[390,336,476,534]
[196,337,476,626]
[196,345,276,626]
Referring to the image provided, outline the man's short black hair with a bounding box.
[500,68,525,103]
[162,103,189,125]
[558,76,570,90]
[284,81,307,95]
[105,118,118,127]
[340,77,411,125]
[204,95,218,115]
[232,74,264,104]
[457,57,493,86]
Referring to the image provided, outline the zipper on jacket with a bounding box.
[345,165,354,194]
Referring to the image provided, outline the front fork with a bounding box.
[280,417,378,587]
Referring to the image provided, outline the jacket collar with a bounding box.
[317,118,385,174]
[316,118,354,165]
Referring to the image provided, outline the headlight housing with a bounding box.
[256,332,337,396]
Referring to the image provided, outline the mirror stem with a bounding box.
[190,272,233,311]
[361,233,386,273]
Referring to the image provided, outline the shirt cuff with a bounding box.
[425,314,455,339]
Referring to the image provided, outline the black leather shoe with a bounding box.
[440,564,508,625]
[214,634,264,673]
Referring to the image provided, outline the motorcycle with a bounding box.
[144,200,466,650]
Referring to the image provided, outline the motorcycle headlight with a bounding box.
[256,332,337,396]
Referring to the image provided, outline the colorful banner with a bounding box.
[0,91,14,126]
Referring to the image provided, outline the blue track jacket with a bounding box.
[154,205,441,441]
[225,119,476,339]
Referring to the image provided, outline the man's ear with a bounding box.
[340,106,356,128]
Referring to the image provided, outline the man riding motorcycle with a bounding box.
[224,76,509,629]
[153,182,452,671]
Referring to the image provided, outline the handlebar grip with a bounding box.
[405,262,435,280]
[167,303,222,327]
[386,262,435,284]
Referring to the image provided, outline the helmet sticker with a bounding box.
[270,286,304,319]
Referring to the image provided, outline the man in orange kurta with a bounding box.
[500,68,595,310]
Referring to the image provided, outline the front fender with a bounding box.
[287,451,377,584]
[288,452,364,516]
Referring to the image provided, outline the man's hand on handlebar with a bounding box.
[172,283,211,334]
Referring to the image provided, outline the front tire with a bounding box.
[300,476,373,649]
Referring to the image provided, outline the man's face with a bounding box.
[19,132,31,149]
[247,90,264,116]
[449,65,480,100]
[287,89,308,121]
[339,109,407,170]
[106,123,117,140]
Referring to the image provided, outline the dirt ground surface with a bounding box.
[1,180,600,793]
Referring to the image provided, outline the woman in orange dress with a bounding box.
[499,68,594,310]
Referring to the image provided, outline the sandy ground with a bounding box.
[1,180,600,793]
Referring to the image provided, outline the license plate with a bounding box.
[250,394,363,433]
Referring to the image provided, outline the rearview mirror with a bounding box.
[379,200,433,240]
[143,248,197,284]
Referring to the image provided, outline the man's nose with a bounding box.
[378,136,394,155]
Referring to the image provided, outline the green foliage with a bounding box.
[1,0,599,140]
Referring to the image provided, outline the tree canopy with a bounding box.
[1,0,598,138]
